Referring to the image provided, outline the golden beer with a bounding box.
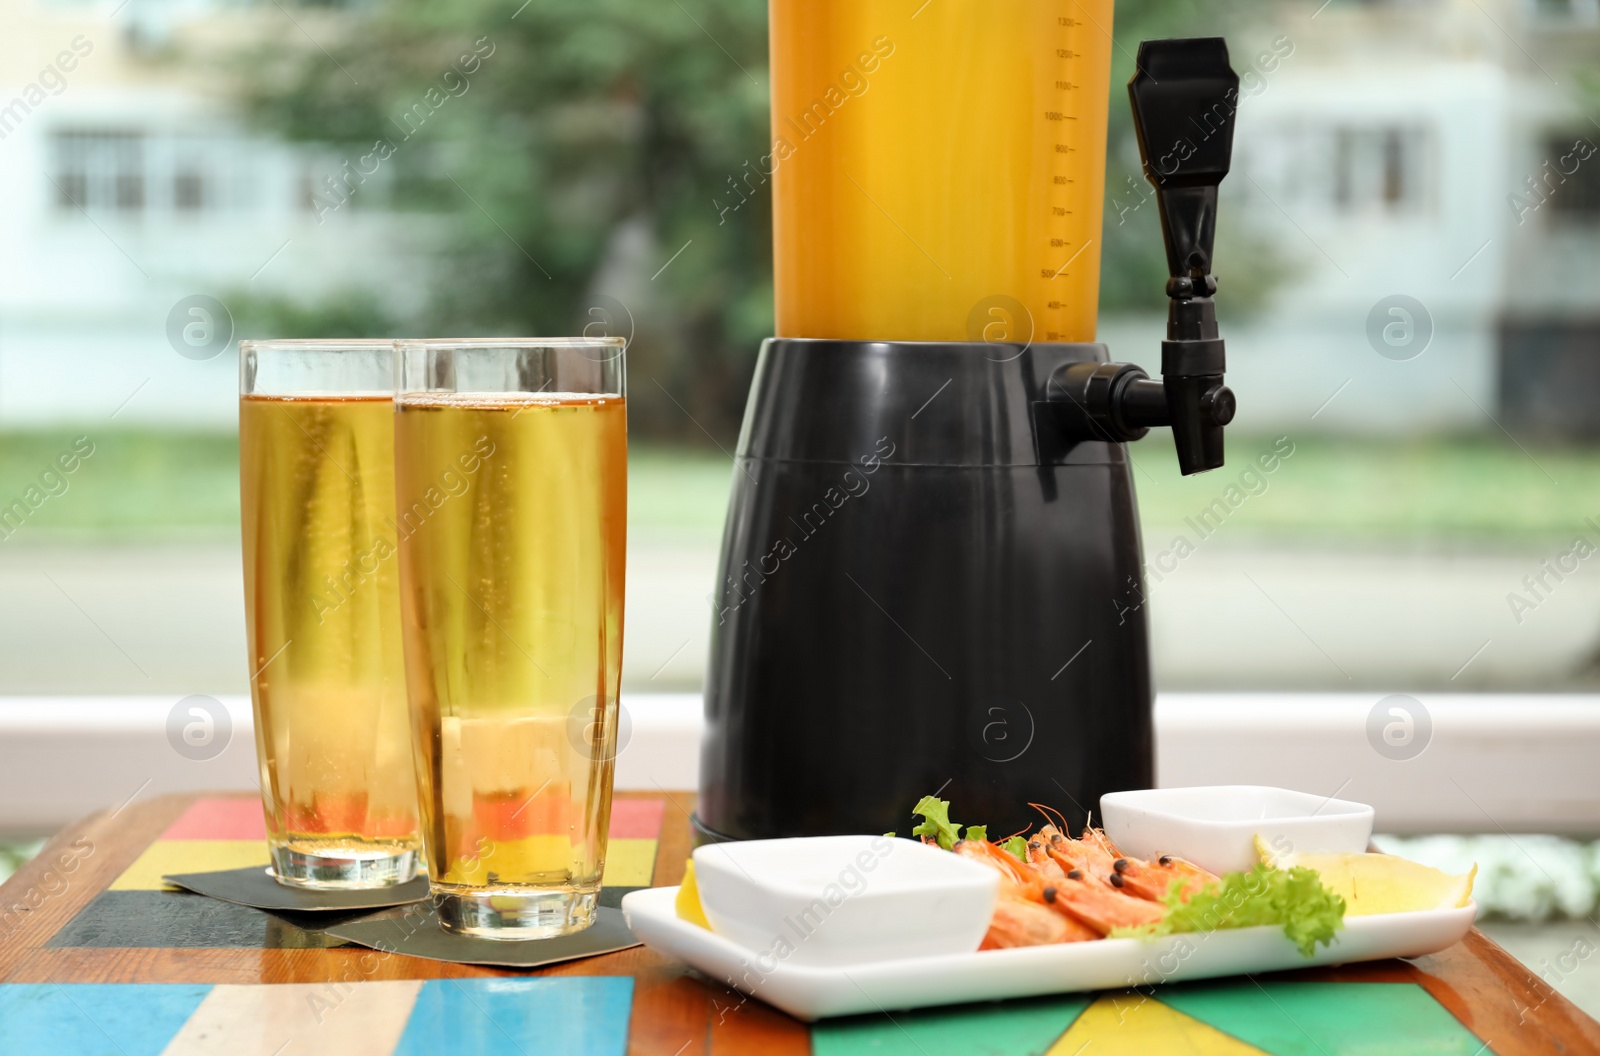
[395,385,627,937]
[239,382,421,887]
[770,0,1113,343]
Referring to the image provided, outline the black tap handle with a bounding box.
[1045,38,1239,474]
[1133,38,1239,475]
[1128,38,1239,282]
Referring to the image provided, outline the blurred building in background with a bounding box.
[0,0,421,427]
[0,0,1597,696]
[0,0,1595,434]
[1106,0,1600,436]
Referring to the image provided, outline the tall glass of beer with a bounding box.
[239,340,422,888]
[394,338,627,938]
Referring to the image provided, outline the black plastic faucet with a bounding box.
[1052,37,1239,475]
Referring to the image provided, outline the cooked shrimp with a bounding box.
[982,895,1098,948]
[1083,829,1219,903]
[1036,824,1202,903]
[1037,825,1117,885]
[1041,872,1167,935]
[1025,837,1069,883]
[953,838,1047,901]
[957,839,1099,946]
[939,810,1191,947]
[1150,853,1219,895]
[1016,827,1167,932]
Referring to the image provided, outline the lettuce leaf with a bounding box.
[910,796,963,850]
[1111,863,1346,957]
[907,796,1024,863]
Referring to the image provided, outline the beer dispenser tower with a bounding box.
[695,30,1242,841]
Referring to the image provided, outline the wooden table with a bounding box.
[2,792,1596,1055]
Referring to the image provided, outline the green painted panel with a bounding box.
[812,993,1091,1056]
[1158,981,1487,1056]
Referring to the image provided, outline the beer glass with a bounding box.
[394,338,627,938]
[239,339,422,888]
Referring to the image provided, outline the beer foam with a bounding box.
[396,391,622,409]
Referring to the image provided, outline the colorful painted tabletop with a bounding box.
[2,793,1596,1055]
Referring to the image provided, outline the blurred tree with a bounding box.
[226,0,771,442]
[223,0,1278,442]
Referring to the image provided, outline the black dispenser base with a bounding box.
[695,339,1154,843]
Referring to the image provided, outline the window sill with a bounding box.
[0,693,1594,836]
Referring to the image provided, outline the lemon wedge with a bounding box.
[675,858,712,930]
[1254,835,1475,916]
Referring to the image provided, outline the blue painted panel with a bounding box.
[0,983,212,1056]
[394,977,634,1056]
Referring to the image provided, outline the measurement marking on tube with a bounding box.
[1046,6,1087,330]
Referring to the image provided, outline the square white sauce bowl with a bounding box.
[691,835,999,968]
[1100,785,1375,875]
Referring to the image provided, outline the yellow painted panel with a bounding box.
[600,838,656,887]
[1046,993,1269,1055]
[111,841,272,891]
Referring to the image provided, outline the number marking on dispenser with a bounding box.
[1044,0,1090,335]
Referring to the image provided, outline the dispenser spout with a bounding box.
[1049,39,1240,474]
[1130,37,1239,475]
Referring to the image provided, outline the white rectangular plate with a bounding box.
[622,887,1476,1022]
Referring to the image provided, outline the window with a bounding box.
[170,138,213,212]
[174,166,205,210]
[1332,126,1428,214]
[49,129,276,215]
[1543,133,1600,220]
[50,130,144,212]
[1240,122,1432,217]
[1527,0,1600,24]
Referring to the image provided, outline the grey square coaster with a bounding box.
[322,903,641,968]
[163,866,430,913]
